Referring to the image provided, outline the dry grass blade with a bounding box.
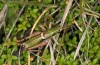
[84,8,100,17]
[49,40,56,65]
[50,7,60,16]
[53,0,73,62]
[74,0,99,60]
[95,17,100,25]
[48,22,56,65]
[73,20,83,32]
[41,40,49,58]
[0,4,8,29]
[0,4,7,22]
[60,0,73,27]
[18,47,21,65]
[0,4,8,55]
[30,8,49,35]
[85,12,99,18]
[30,4,57,35]
[28,50,30,65]
[6,0,28,41]
[74,17,93,60]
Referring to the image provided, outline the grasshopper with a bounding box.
[19,23,62,50]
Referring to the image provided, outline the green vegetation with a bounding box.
[0,0,100,65]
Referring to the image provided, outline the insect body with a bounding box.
[22,24,62,49]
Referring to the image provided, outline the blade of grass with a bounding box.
[6,0,28,41]
[28,50,30,65]
[74,17,93,60]
[49,39,56,65]
[30,8,49,35]
[84,8,100,17]
[0,4,8,29]
[74,0,99,60]
[54,0,73,62]
[85,12,99,18]
[73,19,83,32]
[60,0,73,28]
[30,5,57,35]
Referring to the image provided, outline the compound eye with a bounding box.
[21,43,26,48]
[41,33,45,39]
